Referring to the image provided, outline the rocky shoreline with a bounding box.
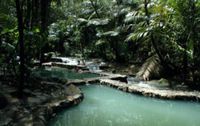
[45,61,200,101]
[100,79,200,101]
[1,58,200,126]
[0,83,83,126]
[67,77,200,102]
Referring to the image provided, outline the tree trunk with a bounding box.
[190,0,199,85]
[182,39,188,84]
[0,37,1,45]
[25,0,32,29]
[0,25,2,45]
[40,0,49,65]
[15,0,25,97]
[144,0,165,64]
[32,0,39,28]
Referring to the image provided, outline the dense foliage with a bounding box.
[1,0,200,90]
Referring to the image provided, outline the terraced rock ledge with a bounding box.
[2,61,200,126]
[43,60,200,102]
[68,76,200,102]
[100,79,200,101]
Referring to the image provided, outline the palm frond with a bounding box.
[125,31,149,42]
[95,39,106,46]
[136,55,162,81]
[124,11,146,23]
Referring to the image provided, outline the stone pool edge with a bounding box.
[37,63,200,126]
[100,79,200,102]
[68,78,200,102]
[31,75,200,126]
[33,86,84,126]
[42,62,200,102]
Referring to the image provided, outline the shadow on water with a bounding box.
[49,85,200,126]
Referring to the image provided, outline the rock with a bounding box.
[0,114,12,126]
[112,69,116,73]
[65,84,81,96]
[28,97,44,106]
[17,115,33,126]
[33,121,45,126]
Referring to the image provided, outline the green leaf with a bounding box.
[95,39,106,46]
[102,31,119,37]
[35,28,40,33]
[87,18,109,26]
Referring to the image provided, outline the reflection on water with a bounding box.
[49,85,200,126]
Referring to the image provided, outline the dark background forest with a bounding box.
[1,0,200,93]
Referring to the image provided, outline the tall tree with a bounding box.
[15,0,24,96]
[40,0,50,65]
[189,0,200,85]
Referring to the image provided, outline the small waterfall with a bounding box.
[126,76,140,84]
[126,76,156,89]
[87,64,101,73]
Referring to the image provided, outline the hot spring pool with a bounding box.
[49,85,200,126]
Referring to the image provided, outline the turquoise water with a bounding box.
[49,85,200,126]
[32,67,100,80]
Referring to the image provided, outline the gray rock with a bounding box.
[0,111,12,126]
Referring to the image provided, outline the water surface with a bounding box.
[49,85,200,126]
[32,67,100,80]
